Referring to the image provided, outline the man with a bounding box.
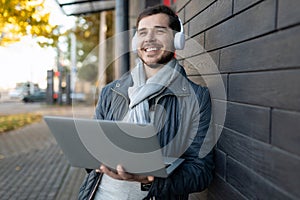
[79,5,214,200]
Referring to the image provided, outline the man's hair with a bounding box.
[136,5,181,33]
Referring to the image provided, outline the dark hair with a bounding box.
[136,5,181,33]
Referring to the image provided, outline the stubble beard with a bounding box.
[138,51,175,69]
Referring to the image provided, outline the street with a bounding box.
[0,99,95,116]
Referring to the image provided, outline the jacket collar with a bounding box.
[111,62,191,100]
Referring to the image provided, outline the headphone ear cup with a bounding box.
[132,33,137,53]
[174,32,185,50]
[174,18,185,50]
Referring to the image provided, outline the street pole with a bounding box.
[57,49,63,105]
[115,0,129,79]
[46,70,54,104]
[98,11,107,91]
[70,32,77,93]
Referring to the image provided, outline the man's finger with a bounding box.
[101,165,122,180]
[147,176,154,182]
[116,165,133,180]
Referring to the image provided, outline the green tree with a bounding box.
[77,63,98,84]
[73,13,100,62]
[75,11,114,84]
[0,0,59,46]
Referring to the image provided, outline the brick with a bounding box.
[272,109,300,156]
[219,25,300,73]
[2,155,33,194]
[192,33,205,49]
[177,9,185,22]
[228,70,300,111]
[212,100,228,127]
[0,107,90,200]
[175,0,191,12]
[233,0,261,13]
[177,33,205,58]
[184,23,189,37]
[225,102,270,142]
[206,0,276,50]
[183,51,220,76]
[227,157,294,199]
[214,148,226,179]
[199,74,227,100]
[185,0,216,22]
[278,0,300,28]
[208,174,247,200]
[189,0,232,37]
[56,168,86,199]
[189,190,208,200]
[207,74,227,100]
[218,128,300,198]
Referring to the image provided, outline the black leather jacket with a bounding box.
[78,64,214,200]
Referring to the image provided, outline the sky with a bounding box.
[0,0,75,90]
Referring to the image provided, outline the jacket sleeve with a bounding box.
[146,87,214,199]
[94,85,112,120]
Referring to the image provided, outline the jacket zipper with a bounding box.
[88,173,103,200]
[111,88,130,119]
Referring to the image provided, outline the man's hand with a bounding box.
[96,164,154,184]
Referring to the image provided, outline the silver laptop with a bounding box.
[44,116,184,178]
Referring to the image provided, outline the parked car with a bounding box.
[22,91,46,103]
[9,88,27,99]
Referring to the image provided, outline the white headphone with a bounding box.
[132,17,185,52]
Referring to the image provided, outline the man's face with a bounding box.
[136,13,175,68]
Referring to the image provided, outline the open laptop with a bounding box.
[44,116,184,178]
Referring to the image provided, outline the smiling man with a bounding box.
[79,5,214,200]
[137,12,175,77]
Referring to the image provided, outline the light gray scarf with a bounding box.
[126,59,180,124]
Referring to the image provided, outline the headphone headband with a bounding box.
[178,18,184,34]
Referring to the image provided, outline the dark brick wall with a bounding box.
[176,0,300,199]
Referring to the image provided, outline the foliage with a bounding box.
[74,11,115,84]
[73,13,100,62]
[0,0,59,46]
[0,113,42,133]
[77,63,98,84]
[104,11,115,84]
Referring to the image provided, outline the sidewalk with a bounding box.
[0,105,94,200]
[0,103,204,200]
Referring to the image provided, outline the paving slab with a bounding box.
[0,104,92,200]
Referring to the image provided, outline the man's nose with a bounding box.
[145,29,156,42]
